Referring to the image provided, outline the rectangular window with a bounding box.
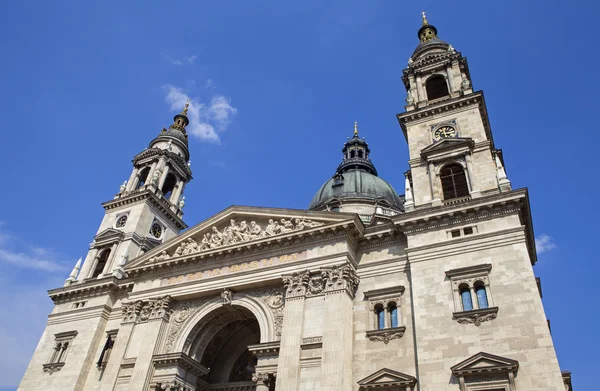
[451,230,461,238]
[463,226,474,235]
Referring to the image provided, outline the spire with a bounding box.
[337,121,377,176]
[354,121,359,137]
[64,257,82,286]
[170,102,190,131]
[418,12,438,42]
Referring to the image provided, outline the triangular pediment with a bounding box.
[94,228,124,244]
[451,352,519,376]
[358,368,417,389]
[126,206,362,271]
[421,137,473,157]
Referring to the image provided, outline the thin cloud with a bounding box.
[0,229,67,272]
[164,54,198,66]
[536,234,557,254]
[163,84,237,143]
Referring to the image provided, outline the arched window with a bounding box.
[136,167,150,189]
[475,282,489,309]
[426,75,449,100]
[459,284,473,311]
[358,150,364,158]
[92,249,111,278]
[388,303,398,328]
[376,305,385,330]
[440,164,469,200]
[350,150,356,158]
[161,173,178,199]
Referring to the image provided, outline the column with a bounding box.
[384,306,391,329]
[158,165,170,191]
[99,302,141,391]
[465,154,481,197]
[469,287,479,310]
[126,168,139,192]
[320,264,358,391]
[127,296,172,391]
[253,373,275,391]
[277,271,309,391]
[416,75,425,102]
[170,180,184,204]
[78,248,99,281]
[428,161,440,205]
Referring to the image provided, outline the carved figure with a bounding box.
[120,180,127,193]
[406,91,414,105]
[210,227,223,247]
[265,219,280,236]
[178,196,185,209]
[461,77,471,90]
[280,218,294,233]
[408,57,413,65]
[182,238,197,255]
[221,288,232,305]
[198,233,211,251]
[249,221,264,238]
[151,169,160,185]
[448,44,455,53]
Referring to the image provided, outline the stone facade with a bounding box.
[18,15,569,391]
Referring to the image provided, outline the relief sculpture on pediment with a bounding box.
[148,217,324,263]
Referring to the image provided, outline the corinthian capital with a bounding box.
[282,271,310,299]
[322,263,360,298]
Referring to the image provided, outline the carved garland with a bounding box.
[148,217,324,263]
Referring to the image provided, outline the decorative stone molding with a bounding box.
[252,372,276,388]
[363,286,405,308]
[366,326,406,344]
[451,352,518,391]
[154,380,192,391]
[302,336,322,344]
[148,218,324,263]
[42,362,65,375]
[322,263,360,298]
[221,288,233,305]
[164,298,211,353]
[282,271,310,298]
[453,307,498,326]
[151,353,208,391]
[122,295,172,324]
[358,367,417,390]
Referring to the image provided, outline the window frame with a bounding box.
[43,330,78,374]
[363,286,406,344]
[446,264,498,326]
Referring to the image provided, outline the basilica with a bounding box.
[18,15,572,391]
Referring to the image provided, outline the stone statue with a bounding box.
[265,219,280,236]
[120,180,127,193]
[408,57,413,65]
[117,252,128,267]
[448,44,455,53]
[405,91,414,105]
[187,160,192,167]
[178,196,185,209]
[461,77,471,91]
[167,139,173,151]
[249,221,263,238]
[221,288,232,305]
[280,218,295,233]
[151,170,160,185]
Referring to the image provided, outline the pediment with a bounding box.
[358,368,417,389]
[126,206,362,270]
[421,137,473,157]
[94,228,124,244]
[451,352,519,376]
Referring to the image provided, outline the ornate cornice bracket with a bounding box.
[321,263,360,299]
[453,307,498,326]
[366,326,406,344]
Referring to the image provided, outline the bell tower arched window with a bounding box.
[92,249,111,278]
[136,167,150,189]
[440,164,469,200]
[161,173,178,199]
[426,75,449,101]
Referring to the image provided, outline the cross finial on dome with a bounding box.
[181,100,190,115]
[354,121,358,137]
[421,11,429,26]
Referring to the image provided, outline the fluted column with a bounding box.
[127,296,172,391]
[276,271,309,391]
[320,263,359,391]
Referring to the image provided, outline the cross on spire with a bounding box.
[421,11,429,26]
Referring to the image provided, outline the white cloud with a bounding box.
[164,54,197,66]
[163,85,237,143]
[0,229,67,272]
[535,234,557,254]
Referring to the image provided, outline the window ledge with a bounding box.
[366,326,406,344]
[453,307,498,326]
[43,362,65,375]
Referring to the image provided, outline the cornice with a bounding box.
[47,304,112,325]
[133,149,192,180]
[103,189,187,230]
[49,277,133,303]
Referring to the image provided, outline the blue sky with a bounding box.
[0,0,597,389]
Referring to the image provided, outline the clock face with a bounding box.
[433,125,457,141]
[150,222,163,239]
[115,215,127,228]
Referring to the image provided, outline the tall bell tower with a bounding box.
[398,13,511,211]
[71,104,193,283]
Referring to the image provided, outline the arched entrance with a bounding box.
[188,304,261,389]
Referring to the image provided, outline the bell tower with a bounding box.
[72,104,193,283]
[398,13,511,211]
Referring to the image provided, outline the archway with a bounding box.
[188,305,261,388]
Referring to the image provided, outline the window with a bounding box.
[72,301,87,309]
[136,167,150,189]
[350,150,356,158]
[460,285,473,311]
[440,164,469,200]
[91,249,111,278]
[389,303,398,328]
[358,150,364,158]
[451,229,461,238]
[376,305,385,330]
[161,173,178,199]
[43,331,77,374]
[446,264,498,326]
[426,74,450,100]
[115,214,128,228]
[97,331,117,369]
[447,226,478,239]
[364,286,406,343]
[463,226,474,235]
